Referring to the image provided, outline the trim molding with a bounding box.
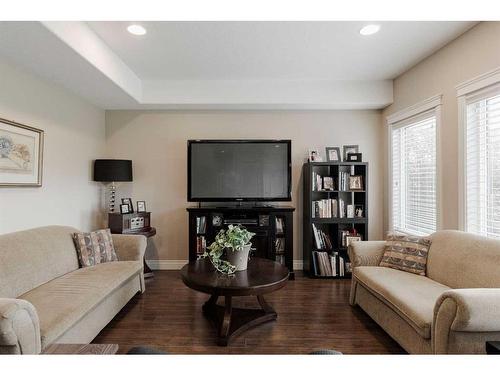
[386,94,442,125]
[456,66,500,97]
[147,259,304,271]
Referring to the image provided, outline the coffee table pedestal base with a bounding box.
[202,294,277,346]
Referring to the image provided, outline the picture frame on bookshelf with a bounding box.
[308,149,322,162]
[342,144,359,161]
[346,152,362,162]
[347,204,355,218]
[325,147,341,162]
[346,235,362,247]
[355,204,364,218]
[348,175,364,190]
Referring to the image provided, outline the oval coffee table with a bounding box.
[180,257,289,346]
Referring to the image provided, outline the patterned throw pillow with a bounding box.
[72,229,118,267]
[379,233,431,276]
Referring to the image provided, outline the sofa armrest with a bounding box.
[112,234,147,262]
[348,241,386,268]
[0,298,41,354]
[433,289,500,353]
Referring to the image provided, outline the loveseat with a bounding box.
[349,230,500,354]
[0,226,146,354]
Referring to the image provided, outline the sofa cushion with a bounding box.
[19,261,142,348]
[73,229,118,267]
[354,266,450,338]
[379,233,431,275]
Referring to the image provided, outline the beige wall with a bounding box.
[382,22,500,233]
[0,59,106,234]
[105,110,384,265]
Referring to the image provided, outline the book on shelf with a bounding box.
[312,224,333,250]
[339,171,350,191]
[275,217,284,234]
[275,237,285,255]
[312,199,338,218]
[196,235,207,254]
[339,198,346,218]
[196,216,206,234]
[312,172,335,191]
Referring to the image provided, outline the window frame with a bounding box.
[458,77,500,234]
[387,95,442,236]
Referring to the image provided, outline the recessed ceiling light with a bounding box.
[127,24,147,36]
[359,24,380,36]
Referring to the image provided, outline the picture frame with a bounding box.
[346,204,355,218]
[137,200,147,213]
[0,117,44,187]
[308,149,322,162]
[348,175,364,191]
[121,198,134,213]
[346,235,362,247]
[120,203,130,214]
[355,204,364,218]
[342,144,359,161]
[325,147,341,162]
[346,152,362,162]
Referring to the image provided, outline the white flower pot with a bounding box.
[226,244,251,271]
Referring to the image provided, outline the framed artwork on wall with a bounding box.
[0,117,44,187]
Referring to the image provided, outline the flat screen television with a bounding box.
[188,140,291,202]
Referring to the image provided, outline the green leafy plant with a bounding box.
[203,225,255,275]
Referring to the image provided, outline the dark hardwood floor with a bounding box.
[93,271,405,354]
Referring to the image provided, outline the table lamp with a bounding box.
[93,159,133,212]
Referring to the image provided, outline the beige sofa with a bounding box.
[0,226,146,354]
[349,230,500,354]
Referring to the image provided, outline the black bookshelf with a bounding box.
[187,206,295,279]
[302,162,368,278]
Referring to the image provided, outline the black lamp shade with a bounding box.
[93,159,133,182]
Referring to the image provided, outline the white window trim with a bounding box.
[387,94,442,236]
[457,66,500,231]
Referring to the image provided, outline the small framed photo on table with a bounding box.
[346,235,362,247]
[121,198,134,213]
[120,204,130,214]
[325,147,341,162]
[343,145,359,161]
[346,152,362,162]
[137,201,147,213]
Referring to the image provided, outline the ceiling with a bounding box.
[87,21,474,81]
[0,21,477,109]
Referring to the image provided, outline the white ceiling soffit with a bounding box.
[0,21,476,110]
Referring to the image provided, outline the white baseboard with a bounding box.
[147,259,304,271]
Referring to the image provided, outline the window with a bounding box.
[391,112,437,236]
[464,86,500,238]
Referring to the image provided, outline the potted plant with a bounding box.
[204,225,255,274]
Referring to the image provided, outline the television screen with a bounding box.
[188,140,291,201]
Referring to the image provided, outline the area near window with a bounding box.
[390,111,437,236]
[463,84,500,238]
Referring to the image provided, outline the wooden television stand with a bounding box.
[187,205,295,279]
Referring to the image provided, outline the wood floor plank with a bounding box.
[93,271,405,354]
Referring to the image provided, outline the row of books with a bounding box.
[312,223,333,250]
[312,172,335,191]
[196,216,207,234]
[196,235,207,254]
[312,199,337,218]
[339,172,350,191]
[312,251,351,277]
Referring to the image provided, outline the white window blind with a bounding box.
[391,113,437,236]
[465,88,500,238]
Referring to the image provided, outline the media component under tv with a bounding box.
[188,140,291,201]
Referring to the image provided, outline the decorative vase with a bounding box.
[225,244,251,271]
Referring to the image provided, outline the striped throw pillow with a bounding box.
[73,229,118,267]
[379,233,431,276]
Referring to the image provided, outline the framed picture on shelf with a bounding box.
[342,144,359,161]
[355,204,364,218]
[137,200,146,213]
[120,203,130,214]
[121,198,134,213]
[347,204,355,218]
[346,152,362,162]
[346,235,362,247]
[0,117,44,187]
[348,175,364,190]
[308,149,322,162]
[325,147,341,162]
